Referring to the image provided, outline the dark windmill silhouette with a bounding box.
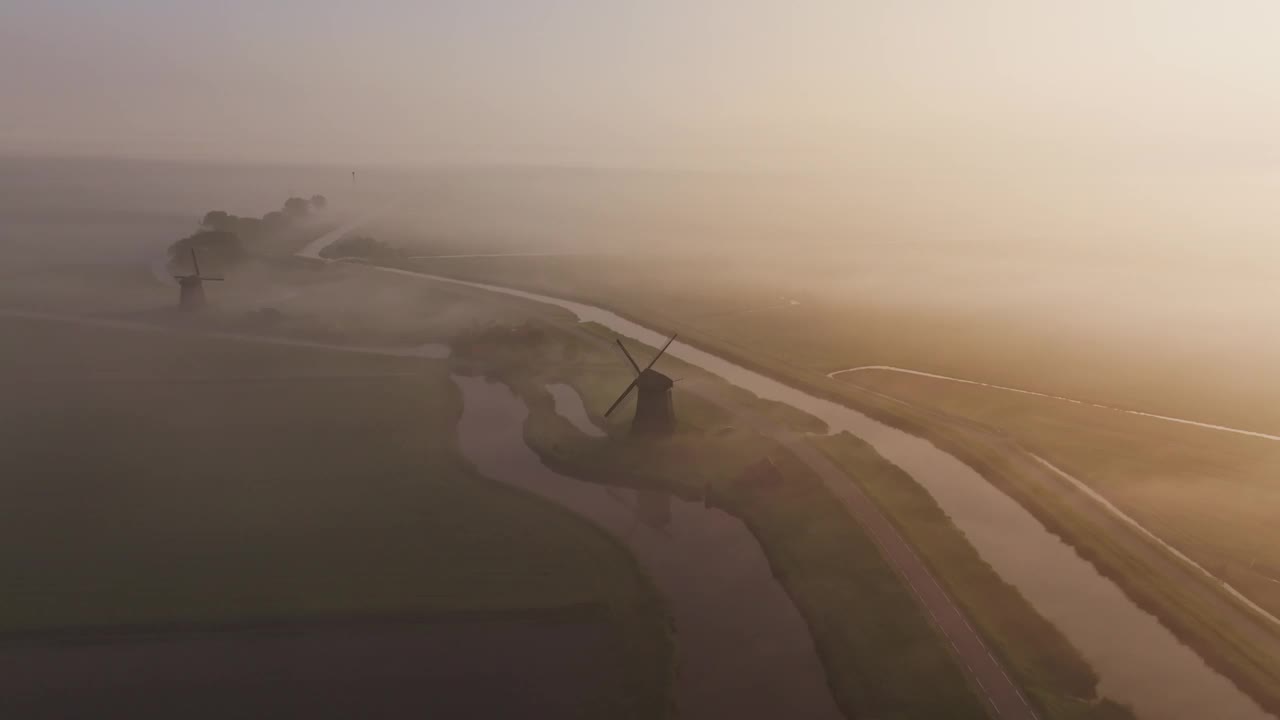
[606,333,678,435]
[173,248,223,311]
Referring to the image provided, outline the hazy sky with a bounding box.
[3,1,1280,169]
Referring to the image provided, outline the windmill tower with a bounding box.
[605,333,678,435]
[173,248,223,311]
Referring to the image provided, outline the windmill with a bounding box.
[173,248,223,311]
[606,333,678,435]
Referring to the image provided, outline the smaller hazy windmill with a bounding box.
[606,333,678,435]
[173,248,223,311]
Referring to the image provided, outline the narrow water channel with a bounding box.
[409,267,1272,720]
[453,375,842,720]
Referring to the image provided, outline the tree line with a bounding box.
[169,195,327,269]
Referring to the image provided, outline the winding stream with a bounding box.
[453,375,842,720]
[405,268,1270,720]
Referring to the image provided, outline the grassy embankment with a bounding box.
[849,395,1280,716]
[465,323,1130,720]
[852,369,1280,615]
[402,250,1280,714]
[816,433,1133,720]
[0,316,671,719]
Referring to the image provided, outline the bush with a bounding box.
[169,230,245,272]
[283,197,310,218]
[171,196,325,270]
[319,234,406,262]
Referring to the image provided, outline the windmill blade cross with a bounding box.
[605,376,641,417]
[644,333,678,371]
[616,339,642,376]
[189,248,201,277]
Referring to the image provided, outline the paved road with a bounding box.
[783,438,1037,720]
[683,381,1038,720]
[844,379,1280,717]
[829,365,1280,442]
[837,365,1280,631]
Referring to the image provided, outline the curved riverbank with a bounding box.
[453,374,843,720]
[546,382,606,437]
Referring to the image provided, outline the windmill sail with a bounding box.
[173,248,223,311]
[645,333,677,370]
[616,339,642,375]
[605,376,642,417]
[179,248,224,281]
[604,333,677,421]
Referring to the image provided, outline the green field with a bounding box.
[0,316,671,718]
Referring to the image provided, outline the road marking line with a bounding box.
[1033,454,1280,630]
[827,365,1280,442]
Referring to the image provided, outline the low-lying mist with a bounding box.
[4,153,1278,428]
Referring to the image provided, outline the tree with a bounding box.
[283,197,310,217]
[169,230,245,270]
[318,234,405,262]
[200,210,235,232]
[309,194,328,211]
[232,216,263,241]
[261,210,286,231]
